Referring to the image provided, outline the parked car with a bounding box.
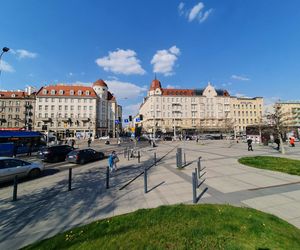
[0,157,44,183]
[37,145,74,162]
[66,149,105,164]
[163,136,173,141]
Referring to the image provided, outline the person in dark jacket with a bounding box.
[274,138,280,150]
[247,139,253,151]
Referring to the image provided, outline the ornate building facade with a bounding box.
[139,79,263,136]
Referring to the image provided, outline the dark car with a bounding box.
[66,149,105,164]
[37,145,74,162]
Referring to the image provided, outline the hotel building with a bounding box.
[139,79,263,136]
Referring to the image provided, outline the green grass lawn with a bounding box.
[239,156,300,176]
[24,204,300,250]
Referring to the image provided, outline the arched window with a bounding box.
[51,90,55,95]
[78,90,82,95]
[59,90,64,95]
[86,90,90,96]
[43,89,48,94]
[70,90,74,95]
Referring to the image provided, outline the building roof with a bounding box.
[36,85,97,98]
[0,91,34,99]
[150,79,162,91]
[93,79,108,88]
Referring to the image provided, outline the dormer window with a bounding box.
[86,90,90,96]
[59,90,64,95]
[51,90,55,95]
[11,94,15,97]
[43,89,47,94]
[78,90,82,95]
[70,90,74,95]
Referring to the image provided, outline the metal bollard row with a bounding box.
[192,156,206,204]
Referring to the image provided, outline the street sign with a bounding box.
[124,119,129,123]
[135,118,141,122]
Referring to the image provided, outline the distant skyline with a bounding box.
[1,0,300,117]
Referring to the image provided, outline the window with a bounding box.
[59,90,64,95]
[70,90,74,95]
[16,108,20,112]
[45,113,48,118]
[70,106,74,111]
[84,99,87,103]
[16,101,20,106]
[78,90,82,95]
[39,105,42,111]
[71,99,74,103]
[43,89,47,94]
[86,90,90,95]
[39,113,42,118]
[59,105,62,111]
[65,106,68,111]
[51,113,54,118]
[89,106,93,111]
[78,106,81,111]
[37,122,41,127]
[51,98,55,102]
[45,98,48,102]
[51,90,55,95]
[45,105,48,111]
[51,105,54,111]
[15,122,19,126]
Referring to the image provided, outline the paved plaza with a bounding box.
[1,140,300,249]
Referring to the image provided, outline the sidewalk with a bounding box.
[1,140,300,249]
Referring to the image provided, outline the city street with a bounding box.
[1,140,300,249]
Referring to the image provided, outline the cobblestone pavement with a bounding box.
[1,140,300,249]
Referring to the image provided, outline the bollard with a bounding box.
[124,147,127,158]
[138,150,140,163]
[192,172,197,204]
[12,175,18,201]
[127,148,130,161]
[144,166,148,193]
[197,157,201,178]
[154,152,157,166]
[68,168,72,191]
[195,168,198,187]
[106,166,110,189]
[184,152,186,166]
[177,148,182,168]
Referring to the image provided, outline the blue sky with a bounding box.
[1,0,300,117]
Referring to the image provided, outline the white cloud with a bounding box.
[0,60,15,72]
[11,49,38,59]
[179,2,213,23]
[189,2,204,21]
[151,46,180,76]
[199,9,213,23]
[178,2,185,15]
[68,72,73,77]
[95,49,146,75]
[231,74,250,81]
[105,80,147,99]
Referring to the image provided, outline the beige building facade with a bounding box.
[0,90,35,130]
[139,79,263,136]
[275,101,300,127]
[35,80,122,139]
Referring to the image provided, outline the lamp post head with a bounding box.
[2,47,9,53]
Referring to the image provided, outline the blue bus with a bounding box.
[0,131,45,157]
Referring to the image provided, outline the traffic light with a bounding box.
[139,114,143,121]
[129,115,132,122]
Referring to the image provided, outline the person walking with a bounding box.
[87,138,91,147]
[71,139,75,148]
[290,137,295,147]
[247,138,253,151]
[274,138,280,151]
[27,141,32,156]
[108,151,119,172]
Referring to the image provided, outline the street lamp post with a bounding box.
[0,47,10,79]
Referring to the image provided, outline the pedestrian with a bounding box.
[247,138,253,151]
[13,144,18,158]
[290,137,295,147]
[71,139,75,148]
[108,151,119,172]
[274,138,280,150]
[117,138,121,146]
[88,138,91,147]
[27,141,32,156]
